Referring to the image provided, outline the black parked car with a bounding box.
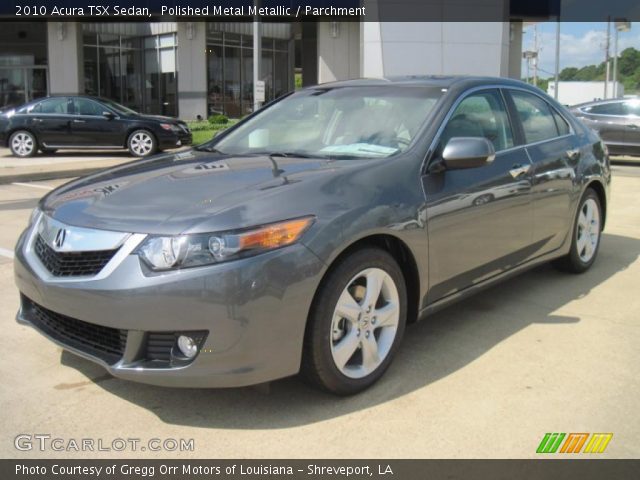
[0,96,191,158]
[571,98,640,156]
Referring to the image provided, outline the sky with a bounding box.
[521,22,640,80]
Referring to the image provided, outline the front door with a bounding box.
[69,97,123,147]
[423,89,533,302]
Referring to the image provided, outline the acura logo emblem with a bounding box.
[54,228,66,249]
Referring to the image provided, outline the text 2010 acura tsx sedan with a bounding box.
[14,77,610,395]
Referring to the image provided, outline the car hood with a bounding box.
[41,149,357,234]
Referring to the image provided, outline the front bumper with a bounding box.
[157,129,192,149]
[14,223,325,388]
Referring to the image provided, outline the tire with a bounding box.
[473,193,494,206]
[40,148,57,155]
[553,188,602,273]
[127,130,157,157]
[9,130,38,158]
[301,248,407,395]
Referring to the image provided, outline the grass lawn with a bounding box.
[191,129,217,145]
[187,120,239,146]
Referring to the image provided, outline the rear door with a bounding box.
[28,97,72,147]
[69,98,123,147]
[423,88,534,301]
[506,89,577,255]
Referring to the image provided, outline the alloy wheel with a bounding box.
[576,198,600,263]
[11,133,35,157]
[330,268,400,379]
[130,132,153,156]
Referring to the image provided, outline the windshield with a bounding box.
[100,98,138,116]
[209,86,443,159]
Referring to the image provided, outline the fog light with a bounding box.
[177,335,198,359]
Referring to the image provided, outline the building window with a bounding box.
[0,23,48,108]
[83,31,178,117]
[206,23,292,118]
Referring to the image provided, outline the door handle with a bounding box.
[628,124,639,129]
[509,164,530,178]
[32,118,43,123]
[566,148,581,160]
[72,119,85,123]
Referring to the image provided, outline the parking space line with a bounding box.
[0,247,14,259]
[11,182,54,191]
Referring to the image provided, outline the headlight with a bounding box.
[137,216,315,271]
[160,123,181,133]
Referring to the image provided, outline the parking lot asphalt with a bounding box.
[0,166,638,459]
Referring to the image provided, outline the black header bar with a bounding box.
[2,0,640,22]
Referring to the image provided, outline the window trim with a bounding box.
[423,84,576,174]
[26,97,71,116]
[424,86,518,173]
[579,100,626,117]
[70,97,119,119]
[506,88,572,146]
[504,87,575,147]
[580,100,640,118]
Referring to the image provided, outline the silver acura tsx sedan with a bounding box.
[14,76,610,395]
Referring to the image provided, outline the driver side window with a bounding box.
[441,90,514,152]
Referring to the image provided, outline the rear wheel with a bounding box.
[302,248,407,395]
[553,188,602,273]
[9,130,37,157]
[127,130,157,157]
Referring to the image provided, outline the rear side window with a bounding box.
[623,100,640,116]
[552,109,570,136]
[510,91,560,144]
[32,98,68,114]
[441,90,514,151]
[585,102,625,116]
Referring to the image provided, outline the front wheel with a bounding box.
[127,130,157,157]
[9,130,37,157]
[553,188,602,273]
[302,248,407,395]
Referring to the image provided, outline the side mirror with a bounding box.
[442,137,495,170]
[102,111,115,120]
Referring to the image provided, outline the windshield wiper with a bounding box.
[194,145,227,154]
[266,151,314,159]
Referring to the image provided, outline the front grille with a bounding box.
[27,298,127,364]
[145,333,177,362]
[34,235,118,277]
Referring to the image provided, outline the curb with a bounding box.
[0,167,107,185]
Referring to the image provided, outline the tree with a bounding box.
[559,67,578,81]
[618,47,640,77]
[533,47,640,94]
[574,65,600,81]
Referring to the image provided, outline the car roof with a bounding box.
[573,97,639,108]
[303,75,534,91]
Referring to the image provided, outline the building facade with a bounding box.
[0,19,523,120]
